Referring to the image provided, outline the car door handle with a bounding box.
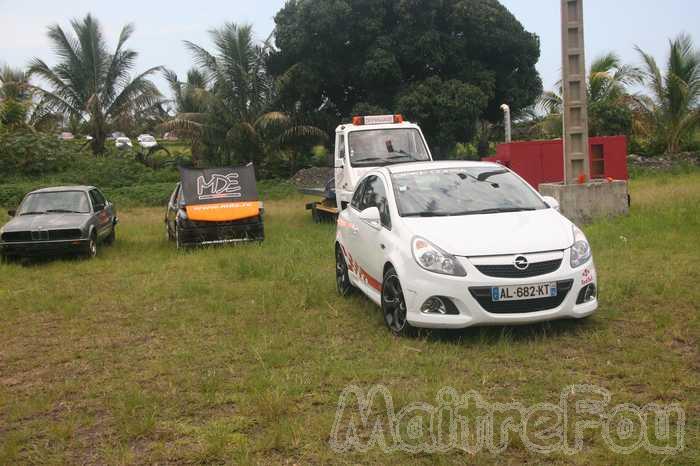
[351,225,359,235]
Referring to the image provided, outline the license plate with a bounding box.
[491,283,557,302]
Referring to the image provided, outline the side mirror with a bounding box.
[359,206,381,230]
[542,196,560,212]
[8,209,16,217]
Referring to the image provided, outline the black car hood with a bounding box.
[2,214,90,232]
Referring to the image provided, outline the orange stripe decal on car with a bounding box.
[340,244,382,292]
[186,201,261,222]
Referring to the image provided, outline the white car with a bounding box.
[335,161,598,336]
[115,137,133,149]
[137,134,158,148]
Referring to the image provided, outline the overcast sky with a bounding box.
[1,0,698,98]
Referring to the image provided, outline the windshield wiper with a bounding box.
[19,211,46,216]
[387,150,418,161]
[403,211,453,217]
[450,207,538,216]
[353,156,384,164]
[46,209,82,214]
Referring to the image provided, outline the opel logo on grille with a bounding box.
[514,256,529,270]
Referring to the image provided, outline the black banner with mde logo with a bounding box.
[179,165,259,206]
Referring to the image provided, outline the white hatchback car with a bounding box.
[335,161,598,336]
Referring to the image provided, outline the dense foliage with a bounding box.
[269,0,542,157]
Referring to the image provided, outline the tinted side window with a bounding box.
[93,189,107,206]
[351,179,366,211]
[170,184,180,206]
[89,190,104,210]
[359,176,391,229]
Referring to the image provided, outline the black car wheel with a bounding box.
[104,226,116,245]
[381,268,415,337]
[86,233,98,259]
[335,245,354,296]
[175,225,183,249]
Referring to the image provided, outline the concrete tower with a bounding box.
[561,0,590,183]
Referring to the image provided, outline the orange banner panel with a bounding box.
[186,202,261,222]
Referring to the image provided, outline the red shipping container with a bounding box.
[484,136,628,189]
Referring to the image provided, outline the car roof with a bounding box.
[29,186,95,194]
[382,160,504,175]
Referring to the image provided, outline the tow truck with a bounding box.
[304,114,434,222]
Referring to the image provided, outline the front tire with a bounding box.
[381,268,415,337]
[85,233,98,259]
[175,225,183,249]
[335,245,354,296]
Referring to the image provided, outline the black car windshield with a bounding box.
[18,191,91,215]
[391,167,548,217]
[349,128,430,166]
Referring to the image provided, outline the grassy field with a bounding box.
[0,172,698,464]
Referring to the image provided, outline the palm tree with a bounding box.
[28,14,163,154]
[636,33,700,154]
[538,52,643,117]
[170,23,326,169]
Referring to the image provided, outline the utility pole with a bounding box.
[561,0,590,183]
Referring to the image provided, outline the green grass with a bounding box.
[0,172,698,464]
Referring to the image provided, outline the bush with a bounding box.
[0,128,78,177]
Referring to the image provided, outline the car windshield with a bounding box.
[391,167,547,217]
[18,191,91,215]
[349,128,430,166]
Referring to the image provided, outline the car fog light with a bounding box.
[584,284,597,302]
[421,297,447,314]
[577,284,597,304]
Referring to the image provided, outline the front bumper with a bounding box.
[0,238,90,257]
[177,216,265,247]
[401,254,598,329]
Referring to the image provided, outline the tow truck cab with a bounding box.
[333,114,433,211]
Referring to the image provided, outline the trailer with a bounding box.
[304,114,434,222]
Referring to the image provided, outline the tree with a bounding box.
[538,52,643,138]
[171,22,326,172]
[160,68,210,164]
[636,33,700,154]
[0,65,31,127]
[28,14,163,154]
[269,0,542,155]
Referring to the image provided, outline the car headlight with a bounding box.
[570,225,592,268]
[411,237,467,277]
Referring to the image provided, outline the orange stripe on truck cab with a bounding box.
[186,201,261,222]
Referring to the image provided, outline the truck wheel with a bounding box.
[381,268,416,337]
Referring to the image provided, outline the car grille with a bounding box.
[476,259,563,278]
[1,229,83,242]
[469,280,574,314]
[1,231,32,242]
[49,229,83,241]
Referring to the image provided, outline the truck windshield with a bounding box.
[391,167,547,217]
[349,128,430,166]
[18,191,91,215]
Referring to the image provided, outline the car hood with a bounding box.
[402,209,574,257]
[2,214,90,232]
